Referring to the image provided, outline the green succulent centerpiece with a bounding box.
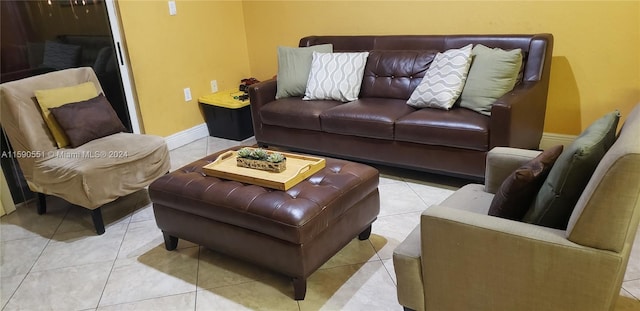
[236,147,286,172]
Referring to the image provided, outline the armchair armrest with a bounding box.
[490,81,548,149]
[248,79,277,140]
[485,147,542,193]
[420,205,623,311]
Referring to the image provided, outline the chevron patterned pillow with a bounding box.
[303,51,369,102]
[407,44,473,109]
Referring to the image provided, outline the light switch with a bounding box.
[168,1,177,16]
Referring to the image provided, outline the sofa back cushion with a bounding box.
[300,34,553,83]
[360,50,438,100]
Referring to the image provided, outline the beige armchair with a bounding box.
[393,104,640,311]
[0,67,170,234]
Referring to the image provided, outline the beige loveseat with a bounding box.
[393,104,640,311]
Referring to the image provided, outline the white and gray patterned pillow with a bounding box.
[407,44,473,109]
[303,51,369,102]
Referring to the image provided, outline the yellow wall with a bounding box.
[117,0,250,136]
[117,1,639,137]
[242,0,640,135]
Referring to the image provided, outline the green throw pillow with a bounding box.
[523,110,620,229]
[459,44,523,116]
[275,44,333,99]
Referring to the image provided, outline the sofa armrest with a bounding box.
[485,147,542,193]
[248,79,277,140]
[490,81,548,149]
[419,206,623,311]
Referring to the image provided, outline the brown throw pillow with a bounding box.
[488,145,564,221]
[49,94,127,148]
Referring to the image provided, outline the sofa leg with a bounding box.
[403,307,416,311]
[292,277,307,300]
[36,193,47,215]
[163,231,178,250]
[91,208,105,235]
[358,224,372,240]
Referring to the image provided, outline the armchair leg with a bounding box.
[36,193,47,215]
[358,224,372,240]
[91,207,105,235]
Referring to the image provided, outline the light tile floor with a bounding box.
[1,136,639,310]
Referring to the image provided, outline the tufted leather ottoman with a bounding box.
[149,146,380,300]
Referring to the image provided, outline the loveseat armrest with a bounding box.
[248,79,277,140]
[485,147,542,193]
[419,205,624,311]
[490,81,548,150]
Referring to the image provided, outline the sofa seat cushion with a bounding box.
[395,108,490,151]
[440,183,494,214]
[360,50,438,100]
[320,98,415,140]
[31,133,170,209]
[260,97,342,131]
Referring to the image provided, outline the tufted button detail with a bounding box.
[149,152,381,246]
[287,189,300,198]
[390,75,395,79]
[308,175,324,184]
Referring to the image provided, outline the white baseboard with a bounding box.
[539,132,576,150]
[165,123,209,150]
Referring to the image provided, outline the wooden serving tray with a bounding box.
[202,150,326,190]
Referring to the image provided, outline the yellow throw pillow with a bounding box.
[35,82,98,148]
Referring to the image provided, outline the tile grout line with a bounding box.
[621,287,640,301]
[370,238,397,287]
[193,246,201,311]
[405,182,454,209]
[1,201,70,309]
[94,211,135,310]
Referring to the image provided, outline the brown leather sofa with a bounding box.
[249,34,554,180]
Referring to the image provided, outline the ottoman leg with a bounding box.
[163,231,178,250]
[292,277,307,300]
[358,224,372,240]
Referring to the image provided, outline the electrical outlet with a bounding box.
[183,88,192,101]
[210,80,218,93]
[168,1,177,16]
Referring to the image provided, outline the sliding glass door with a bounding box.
[0,0,138,205]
